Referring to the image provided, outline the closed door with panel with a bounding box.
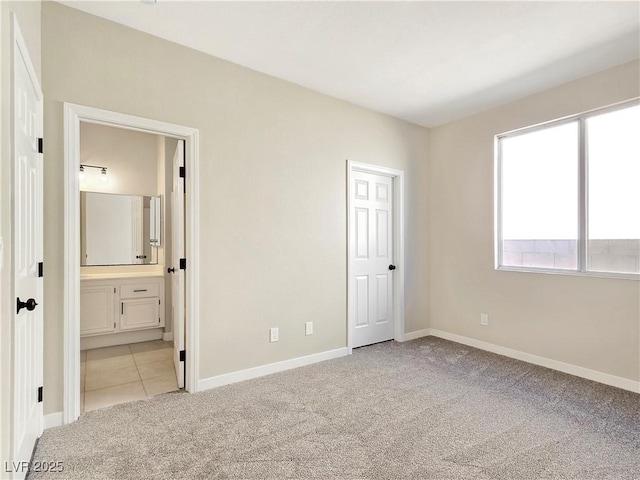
[350,170,395,348]
[13,18,44,475]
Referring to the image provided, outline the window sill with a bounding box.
[496,265,639,281]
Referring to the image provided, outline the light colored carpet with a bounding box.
[30,337,639,479]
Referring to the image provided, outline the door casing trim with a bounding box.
[63,103,200,423]
[346,160,405,353]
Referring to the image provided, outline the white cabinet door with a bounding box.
[80,285,117,336]
[120,297,162,331]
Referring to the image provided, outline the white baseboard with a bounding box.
[43,411,63,430]
[399,329,430,342]
[428,328,640,393]
[199,347,349,391]
[80,329,163,350]
[162,332,173,342]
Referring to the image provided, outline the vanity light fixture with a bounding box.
[79,164,108,182]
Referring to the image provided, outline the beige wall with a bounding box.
[428,60,640,382]
[41,2,429,414]
[79,122,159,197]
[1,0,41,469]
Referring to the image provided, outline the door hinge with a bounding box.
[38,262,43,278]
[180,155,186,194]
[158,318,161,323]
[114,322,116,328]
[37,386,43,403]
[121,303,124,315]
[158,299,161,305]
[179,350,186,362]
[38,138,43,154]
[179,258,186,270]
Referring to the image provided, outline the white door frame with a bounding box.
[63,103,200,423]
[347,161,405,353]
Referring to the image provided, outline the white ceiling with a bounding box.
[58,1,640,127]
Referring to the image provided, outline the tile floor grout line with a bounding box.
[130,343,150,397]
[83,341,177,410]
[138,364,150,398]
[85,345,140,411]
[83,364,142,392]
[84,380,147,413]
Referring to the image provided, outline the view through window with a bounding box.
[497,102,639,276]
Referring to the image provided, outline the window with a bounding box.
[496,100,640,278]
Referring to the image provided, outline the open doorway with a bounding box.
[63,104,200,424]
[77,123,182,413]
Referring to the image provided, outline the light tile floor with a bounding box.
[81,340,178,413]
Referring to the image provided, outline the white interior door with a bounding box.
[171,140,185,388]
[12,17,44,478]
[350,170,395,348]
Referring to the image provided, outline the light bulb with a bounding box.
[79,165,85,180]
[100,168,108,183]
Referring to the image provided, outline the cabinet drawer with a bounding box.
[120,283,159,299]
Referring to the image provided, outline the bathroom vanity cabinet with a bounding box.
[80,275,165,337]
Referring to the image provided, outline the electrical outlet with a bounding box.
[269,327,279,343]
[480,313,489,326]
[305,321,313,336]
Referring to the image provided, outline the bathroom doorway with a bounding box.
[78,123,180,413]
[63,104,200,423]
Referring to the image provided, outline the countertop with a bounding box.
[80,271,164,280]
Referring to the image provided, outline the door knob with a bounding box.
[388,264,396,271]
[17,297,38,314]
[167,267,175,274]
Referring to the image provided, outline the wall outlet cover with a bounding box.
[269,327,279,342]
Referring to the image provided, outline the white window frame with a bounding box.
[495,98,640,280]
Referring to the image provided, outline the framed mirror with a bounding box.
[80,191,161,266]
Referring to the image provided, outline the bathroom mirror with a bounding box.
[80,191,161,266]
